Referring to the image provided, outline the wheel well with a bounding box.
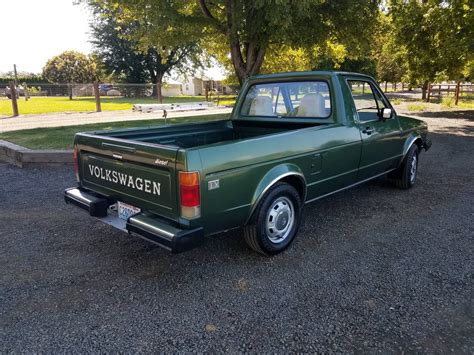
[414,138,423,150]
[280,175,306,201]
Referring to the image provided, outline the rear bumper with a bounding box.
[64,187,204,253]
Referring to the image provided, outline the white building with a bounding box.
[181,75,234,96]
[161,78,182,97]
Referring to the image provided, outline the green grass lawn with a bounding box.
[0,95,236,116]
[0,113,229,150]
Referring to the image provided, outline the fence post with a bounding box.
[93,82,101,112]
[23,83,30,101]
[9,81,19,117]
[455,81,461,105]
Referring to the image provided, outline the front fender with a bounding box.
[246,164,306,223]
[402,134,422,157]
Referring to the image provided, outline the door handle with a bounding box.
[362,127,375,135]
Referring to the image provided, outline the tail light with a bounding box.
[73,145,79,182]
[179,171,200,219]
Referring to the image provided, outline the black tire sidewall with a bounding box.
[405,145,419,187]
[254,183,302,255]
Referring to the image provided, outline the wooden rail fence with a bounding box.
[427,82,474,104]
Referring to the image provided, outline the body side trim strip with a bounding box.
[305,168,396,204]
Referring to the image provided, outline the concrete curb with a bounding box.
[0,140,72,167]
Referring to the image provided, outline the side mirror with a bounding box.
[381,108,392,119]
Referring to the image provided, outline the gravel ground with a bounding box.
[1,113,473,352]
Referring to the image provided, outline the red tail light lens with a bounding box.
[180,184,200,207]
[73,145,79,182]
[179,171,200,218]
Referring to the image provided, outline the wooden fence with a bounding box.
[427,83,473,104]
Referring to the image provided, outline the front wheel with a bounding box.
[244,183,302,255]
[390,144,419,189]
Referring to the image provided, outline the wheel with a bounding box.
[390,144,419,189]
[244,182,303,255]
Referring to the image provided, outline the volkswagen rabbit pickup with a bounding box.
[65,71,431,255]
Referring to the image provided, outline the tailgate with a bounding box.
[77,135,179,221]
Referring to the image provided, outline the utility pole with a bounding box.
[9,81,19,116]
[13,64,18,86]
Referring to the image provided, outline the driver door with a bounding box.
[347,79,403,180]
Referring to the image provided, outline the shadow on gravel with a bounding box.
[414,110,474,120]
[427,122,474,137]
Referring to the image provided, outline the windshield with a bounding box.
[240,81,331,119]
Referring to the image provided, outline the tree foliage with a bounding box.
[86,0,203,102]
[103,0,380,86]
[389,0,474,97]
[42,51,99,99]
[43,51,98,84]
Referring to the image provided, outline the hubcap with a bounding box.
[265,197,295,244]
[410,155,417,184]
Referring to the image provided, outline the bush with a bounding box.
[442,96,455,108]
[407,103,427,111]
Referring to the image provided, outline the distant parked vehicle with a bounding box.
[98,84,113,95]
[5,85,25,99]
[99,84,121,96]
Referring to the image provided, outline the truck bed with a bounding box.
[92,119,323,148]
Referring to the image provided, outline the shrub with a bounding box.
[407,103,427,111]
[442,96,455,108]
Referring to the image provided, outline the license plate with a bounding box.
[118,201,141,220]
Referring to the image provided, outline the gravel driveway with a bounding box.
[1,113,473,352]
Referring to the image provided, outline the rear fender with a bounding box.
[246,164,306,223]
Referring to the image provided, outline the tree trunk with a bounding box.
[455,81,461,105]
[421,80,429,101]
[230,41,266,86]
[68,84,73,100]
[156,72,164,103]
[384,81,388,92]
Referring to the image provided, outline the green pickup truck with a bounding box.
[65,71,431,255]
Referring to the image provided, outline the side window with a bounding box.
[348,80,387,121]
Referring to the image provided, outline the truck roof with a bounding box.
[250,70,374,80]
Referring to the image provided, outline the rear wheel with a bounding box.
[390,144,419,189]
[244,183,302,255]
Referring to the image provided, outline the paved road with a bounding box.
[0,107,232,133]
[0,115,473,352]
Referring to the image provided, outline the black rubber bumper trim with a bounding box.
[64,187,109,217]
[126,222,204,253]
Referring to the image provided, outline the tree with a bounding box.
[90,10,151,85]
[389,0,474,100]
[86,0,203,102]
[107,0,380,86]
[373,13,407,89]
[43,51,98,99]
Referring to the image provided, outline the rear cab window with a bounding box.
[240,81,332,120]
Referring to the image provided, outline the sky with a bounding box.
[0,0,92,74]
[0,0,225,79]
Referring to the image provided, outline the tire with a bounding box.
[390,144,419,189]
[244,182,303,255]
